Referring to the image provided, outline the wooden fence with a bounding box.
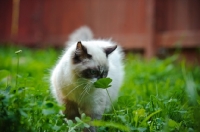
[0,0,200,58]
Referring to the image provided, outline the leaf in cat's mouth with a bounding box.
[93,78,112,89]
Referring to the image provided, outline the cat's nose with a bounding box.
[97,75,103,80]
[97,74,106,80]
[97,76,102,80]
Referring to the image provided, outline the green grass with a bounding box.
[0,46,200,132]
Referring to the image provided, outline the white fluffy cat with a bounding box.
[50,26,124,132]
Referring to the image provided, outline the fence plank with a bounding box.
[156,31,200,48]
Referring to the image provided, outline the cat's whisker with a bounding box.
[70,77,89,85]
[80,83,90,95]
[80,89,87,98]
[64,83,87,98]
[62,81,87,88]
[76,78,89,84]
[65,80,91,100]
[78,90,87,104]
[79,83,92,104]
[79,91,87,104]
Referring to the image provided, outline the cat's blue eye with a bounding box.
[90,69,97,75]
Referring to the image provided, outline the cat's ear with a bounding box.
[73,41,91,63]
[104,45,117,57]
[76,41,85,54]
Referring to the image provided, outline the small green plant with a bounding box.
[0,46,200,131]
[93,77,112,88]
[66,113,91,132]
[0,47,67,132]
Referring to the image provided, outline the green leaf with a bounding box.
[168,119,182,130]
[42,109,56,115]
[19,108,28,117]
[93,78,112,89]
[84,123,90,128]
[45,102,54,108]
[118,96,135,108]
[75,117,82,123]
[67,120,74,127]
[140,109,162,127]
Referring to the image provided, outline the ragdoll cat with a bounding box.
[50,26,124,132]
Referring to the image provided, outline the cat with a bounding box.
[50,26,124,132]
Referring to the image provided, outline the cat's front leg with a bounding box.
[63,99,80,120]
[82,109,104,132]
[83,126,96,132]
[82,113,102,132]
[80,95,107,132]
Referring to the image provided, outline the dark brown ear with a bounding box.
[75,41,85,55]
[73,41,91,63]
[104,45,117,57]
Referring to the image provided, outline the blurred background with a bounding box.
[0,0,200,62]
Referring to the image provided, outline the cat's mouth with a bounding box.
[91,78,98,83]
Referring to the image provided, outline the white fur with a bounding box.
[50,27,124,118]
[67,26,93,45]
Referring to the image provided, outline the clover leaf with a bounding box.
[94,78,112,89]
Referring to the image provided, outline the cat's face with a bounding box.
[71,41,117,82]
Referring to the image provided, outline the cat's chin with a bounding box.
[91,78,98,83]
